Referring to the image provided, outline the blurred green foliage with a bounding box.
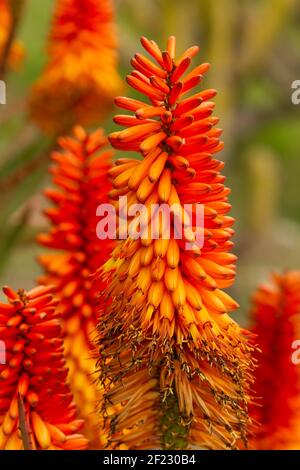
[0,0,300,322]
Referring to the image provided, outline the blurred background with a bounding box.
[0,0,300,325]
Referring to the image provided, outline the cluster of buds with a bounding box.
[0,285,88,450]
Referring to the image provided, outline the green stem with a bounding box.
[161,392,190,450]
[17,393,33,450]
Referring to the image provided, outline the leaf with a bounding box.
[0,136,51,182]
[0,209,29,276]
[0,162,48,227]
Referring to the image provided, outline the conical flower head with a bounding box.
[250,271,300,450]
[0,285,88,450]
[96,36,255,450]
[37,126,114,448]
[29,0,122,134]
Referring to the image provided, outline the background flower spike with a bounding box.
[0,285,88,450]
[37,126,114,449]
[29,0,122,135]
[0,0,25,77]
[250,271,300,450]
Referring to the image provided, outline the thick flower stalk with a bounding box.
[37,126,113,449]
[96,36,255,450]
[250,271,300,450]
[0,285,88,450]
[0,0,24,72]
[29,0,122,134]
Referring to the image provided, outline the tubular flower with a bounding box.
[29,0,122,135]
[95,36,255,450]
[0,0,24,70]
[37,126,114,449]
[250,271,300,450]
[0,285,88,450]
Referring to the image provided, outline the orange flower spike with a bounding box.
[29,0,122,134]
[250,271,300,450]
[0,0,24,71]
[0,285,88,450]
[37,126,114,449]
[96,37,256,450]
